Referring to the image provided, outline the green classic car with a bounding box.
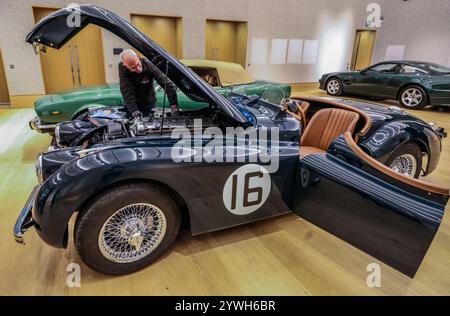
[319,60,450,109]
[30,59,291,133]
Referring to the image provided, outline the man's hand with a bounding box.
[170,105,179,117]
[132,110,143,119]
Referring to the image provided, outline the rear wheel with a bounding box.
[326,78,343,96]
[399,86,428,109]
[385,142,422,178]
[74,183,181,275]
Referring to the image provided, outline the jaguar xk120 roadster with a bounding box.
[14,5,449,277]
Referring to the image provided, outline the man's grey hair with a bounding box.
[120,49,138,61]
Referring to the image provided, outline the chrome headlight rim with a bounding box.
[36,153,44,185]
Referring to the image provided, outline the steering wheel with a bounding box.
[281,99,306,126]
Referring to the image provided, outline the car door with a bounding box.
[370,65,405,97]
[389,64,430,97]
[354,63,399,97]
[295,134,449,277]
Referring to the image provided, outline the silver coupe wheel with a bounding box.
[401,88,423,107]
[389,153,418,177]
[327,79,340,95]
[98,203,167,263]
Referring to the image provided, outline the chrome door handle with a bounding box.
[74,45,81,86]
[68,45,76,85]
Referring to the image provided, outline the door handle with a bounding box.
[74,45,81,86]
[68,45,76,85]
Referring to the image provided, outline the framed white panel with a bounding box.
[385,45,405,60]
[251,38,268,64]
[270,39,288,64]
[302,40,319,64]
[287,39,303,64]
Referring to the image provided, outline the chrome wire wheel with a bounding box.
[327,79,340,95]
[401,88,423,107]
[389,153,418,177]
[98,203,167,263]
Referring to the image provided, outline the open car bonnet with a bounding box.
[26,4,248,124]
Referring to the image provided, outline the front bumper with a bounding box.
[29,116,57,134]
[13,186,39,244]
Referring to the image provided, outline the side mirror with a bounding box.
[360,69,368,75]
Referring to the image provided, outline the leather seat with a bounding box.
[300,108,359,159]
[203,74,217,86]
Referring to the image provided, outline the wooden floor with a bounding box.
[1,90,449,295]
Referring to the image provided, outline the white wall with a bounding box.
[371,0,450,66]
[0,0,449,97]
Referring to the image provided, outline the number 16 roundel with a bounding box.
[223,164,272,215]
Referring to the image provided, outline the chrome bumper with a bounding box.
[14,186,39,244]
[29,116,57,133]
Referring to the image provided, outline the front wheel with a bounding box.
[385,143,422,178]
[399,86,428,109]
[325,78,343,96]
[74,183,181,275]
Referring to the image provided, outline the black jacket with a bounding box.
[118,57,178,114]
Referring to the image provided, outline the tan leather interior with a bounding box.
[203,74,216,86]
[300,108,359,158]
[299,101,310,125]
[300,101,310,115]
[300,146,326,158]
[343,131,450,196]
[291,95,372,142]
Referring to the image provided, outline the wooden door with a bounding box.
[34,8,77,93]
[205,20,247,67]
[206,20,236,62]
[351,30,376,71]
[131,14,182,58]
[235,22,248,67]
[73,24,106,87]
[205,21,220,61]
[0,48,10,103]
[33,7,106,93]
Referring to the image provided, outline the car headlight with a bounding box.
[36,153,43,184]
[55,124,62,147]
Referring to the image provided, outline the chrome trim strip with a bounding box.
[14,186,39,244]
[29,116,57,132]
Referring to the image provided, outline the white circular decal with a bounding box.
[223,164,272,215]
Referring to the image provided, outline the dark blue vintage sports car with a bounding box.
[15,5,449,277]
[319,61,450,109]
